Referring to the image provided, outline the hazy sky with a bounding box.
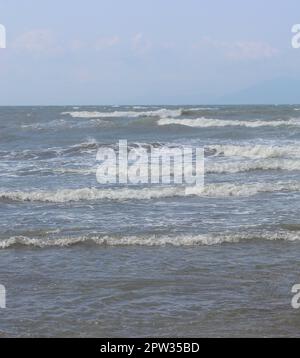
[0,0,300,104]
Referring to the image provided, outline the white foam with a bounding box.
[186,181,300,197]
[207,144,300,158]
[182,107,218,112]
[158,117,300,128]
[206,159,300,174]
[0,187,183,202]
[1,231,300,249]
[46,158,300,176]
[62,108,182,119]
[53,167,96,175]
[2,181,300,203]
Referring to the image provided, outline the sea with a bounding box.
[1,105,300,337]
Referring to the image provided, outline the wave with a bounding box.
[5,158,300,178]
[206,144,300,158]
[62,108,182,119]
[3,138,300,162]
[0,139,100,160]
[63,159,300,176]
[21,118,112,131]
[185,181,300,197]
[3,161,299,179]
[0,139,171,161]
[0,187,184,202]
[158,117,300,128]
[181,107,218,115]
[1,181,300,203]
[206,159,300,173]
[1,231,300,248]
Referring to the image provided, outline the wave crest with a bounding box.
[207,144,300,158]
[206,159,300,173]
[1,181,300,203]
[1,231,300,249]
[158,117,300,128]
[62,108,182,119]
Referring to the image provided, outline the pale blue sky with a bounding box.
[0,0,300,104]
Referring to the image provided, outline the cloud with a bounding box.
[71,66,93,82]
[225,41,279,60]
[132,32,152,54]
[11,30,277,63]
[12,29,62,55]
[12,30,122,55]
[195,36,279,61]
[94,35,120,50]
[69,39,86,51]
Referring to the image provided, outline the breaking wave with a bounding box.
[0,139,169,160]
[1,181,300,203]
[61,159,300,176]
[5,158,300,177]
[206,159,300,173]
[158,117,300,128]
[206,144,300,158]
[62,108,182,119]
[1,231,300,249]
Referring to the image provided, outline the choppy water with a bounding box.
[1,105,300,337]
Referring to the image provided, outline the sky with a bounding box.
[0,0,300,105]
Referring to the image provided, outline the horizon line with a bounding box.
[0,103,300,107]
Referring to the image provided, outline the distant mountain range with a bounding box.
[216,78,300,105]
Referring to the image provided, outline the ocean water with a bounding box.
[1,105,300,337]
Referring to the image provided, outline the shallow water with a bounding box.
[1,105,300,337]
